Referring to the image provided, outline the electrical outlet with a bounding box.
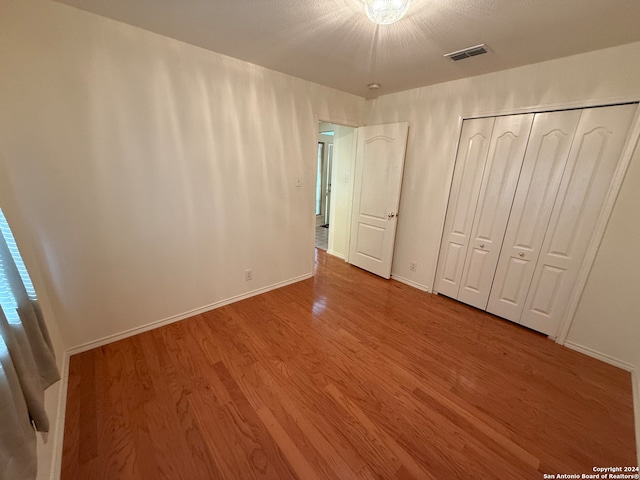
[245,269,253,281]
[410,261,417,272]
[295,176,303,187]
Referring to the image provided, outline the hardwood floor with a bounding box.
[315,225,328,251]
[62,249,637,479]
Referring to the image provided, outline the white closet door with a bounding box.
[435,117,495,298]
[458,114,534,309]
[520,104,637,336]
[486,110,581,321]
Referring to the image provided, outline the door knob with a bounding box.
[388,212,396,218]
[519,252,525,257]
[480,243,485,248]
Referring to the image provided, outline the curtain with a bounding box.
[0,209,60,480]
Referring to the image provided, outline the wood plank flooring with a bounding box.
[61,249,637,479]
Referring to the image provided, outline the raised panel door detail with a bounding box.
[355,224,385,261]
[359,136,393,220]
[496,257,529,306]
[451,133,495,235]
[435,118,495,298]
[528,265,565,316]
[520,104,637,336]
[458,114,534,309]
[474,132,517,242]
[545,129,609,258]
[487,110,581,322]
[440,242,465,285]
[460,247,490,294]
[513,132,565,249]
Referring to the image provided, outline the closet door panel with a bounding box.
[458,114,534,309]
[435,117,495,298]
[487,110,581,321]
[520,104,637,336]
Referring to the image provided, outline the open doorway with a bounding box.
[315,126,333,251]
[314,121,357,257]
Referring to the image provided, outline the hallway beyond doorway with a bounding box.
[315,225,328,251]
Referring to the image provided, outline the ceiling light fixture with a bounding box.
[364,0,411,25]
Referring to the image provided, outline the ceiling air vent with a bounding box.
[444,44,489,62]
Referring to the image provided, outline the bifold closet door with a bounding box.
[435,117,495,298]
[457,114,534,309]
[520,104,637,336]
[486,110,581,322]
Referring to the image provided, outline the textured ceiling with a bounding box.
[53,0,640,98]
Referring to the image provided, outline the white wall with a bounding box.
[0,0,364,470]
[0,0,364,351]
[0,1,363,474]
[327,125,357,259]
[364,42,640,371]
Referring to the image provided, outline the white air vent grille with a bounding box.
[444,44,489,62]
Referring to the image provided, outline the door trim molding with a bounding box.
[460,95,640,120]
[313,114,361,266]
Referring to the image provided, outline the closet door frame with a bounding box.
[433,100,640,345]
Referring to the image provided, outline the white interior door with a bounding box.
[435,117,495,298]
[348,122,408,279]
[457,114,534,309]
[520,104,637,336]
[487,110,581,321]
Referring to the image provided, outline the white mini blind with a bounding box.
[0,208,60,480]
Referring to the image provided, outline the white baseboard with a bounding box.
[67,273,313,355]
[326,250,345,260]
[390,274,432,293]
[633,370,640,468]
[563,341,635,372]
[631,368,640,466]
[49,351,70,480]
[563,341,639,463]
[48,272,313,479]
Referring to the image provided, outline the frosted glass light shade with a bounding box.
[364,0,411,25]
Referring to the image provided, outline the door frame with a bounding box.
[315,141,327,227]
[432,98,640,346]
[312,114,360,263]
[324,143,333,226]
[316,133,334,227]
